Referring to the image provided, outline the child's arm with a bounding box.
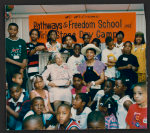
[29,91,36,100]
[123,100,133,111]
[6,105,19,118]
[117,64,132,71]
[28,45,45,56]
[47,93,55,115]
[5,58,26,69]
[88,100,96,108]
[87,71,105,89]
[105,62,116,67]
[95,71,105,85]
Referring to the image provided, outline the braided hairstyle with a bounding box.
[100,94,118,119]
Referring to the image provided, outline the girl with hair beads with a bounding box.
[71,93,92,129]
[89,78,115,111]
[60,34,77,56]
[99,95,119,129]
[30,74,54,115]
[45,30,61,52]
[114,77,133,129]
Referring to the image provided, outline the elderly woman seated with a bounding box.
[42,52,73,111]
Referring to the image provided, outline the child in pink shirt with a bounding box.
[71,74,89,99]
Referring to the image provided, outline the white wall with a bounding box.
[5,12,146,43]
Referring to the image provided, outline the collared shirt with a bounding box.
[7,93,31,121]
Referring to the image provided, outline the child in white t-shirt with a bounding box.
[67,44,85,75]
[71,93,91,129]
[45,30,61,52]
[101,36,122,80]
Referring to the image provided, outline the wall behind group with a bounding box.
[5,12,146,44]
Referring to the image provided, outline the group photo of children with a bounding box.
[5,4,147,130]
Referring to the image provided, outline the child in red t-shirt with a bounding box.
[126,82,147,129]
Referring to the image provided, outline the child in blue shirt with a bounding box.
[6,83,30,130]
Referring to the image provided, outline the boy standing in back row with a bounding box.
[5,23,27,88]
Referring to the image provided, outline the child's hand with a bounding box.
[48,82,57,87]
[35,46,45,51]
[126,64,132,69]
[87,82,93,88]
[65,80,71,87]
[20,63,26,69]
[131,65,137,71]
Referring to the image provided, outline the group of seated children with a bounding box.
[6,22,147,130]
[6,73,147,130]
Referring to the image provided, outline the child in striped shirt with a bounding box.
[99,95,119,129]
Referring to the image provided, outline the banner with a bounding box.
[29,12,136,44]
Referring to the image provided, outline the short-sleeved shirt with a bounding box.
[71,86,87,99]
[26,42,45,77]
[24,110,53,126]
[116,95,133,129]
[126,104,147,129]
[105,113,119,129]
[78,60,106,83]
[7,93,31,121]
[116,54,139,84]
[67,55,85,74]
[71,107,92,129]
[101,47,122,78]
[45,41,61,52]
[131,44,146,74]
[6,38,27,75]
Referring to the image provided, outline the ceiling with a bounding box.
[11,4,144,15]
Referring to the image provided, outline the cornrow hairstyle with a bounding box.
[102,78,115,95]
[29,28,40,38]
[115,77,133,98]
[47,30,57,42]
[87,111,105,125]
[100,95,118,120]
